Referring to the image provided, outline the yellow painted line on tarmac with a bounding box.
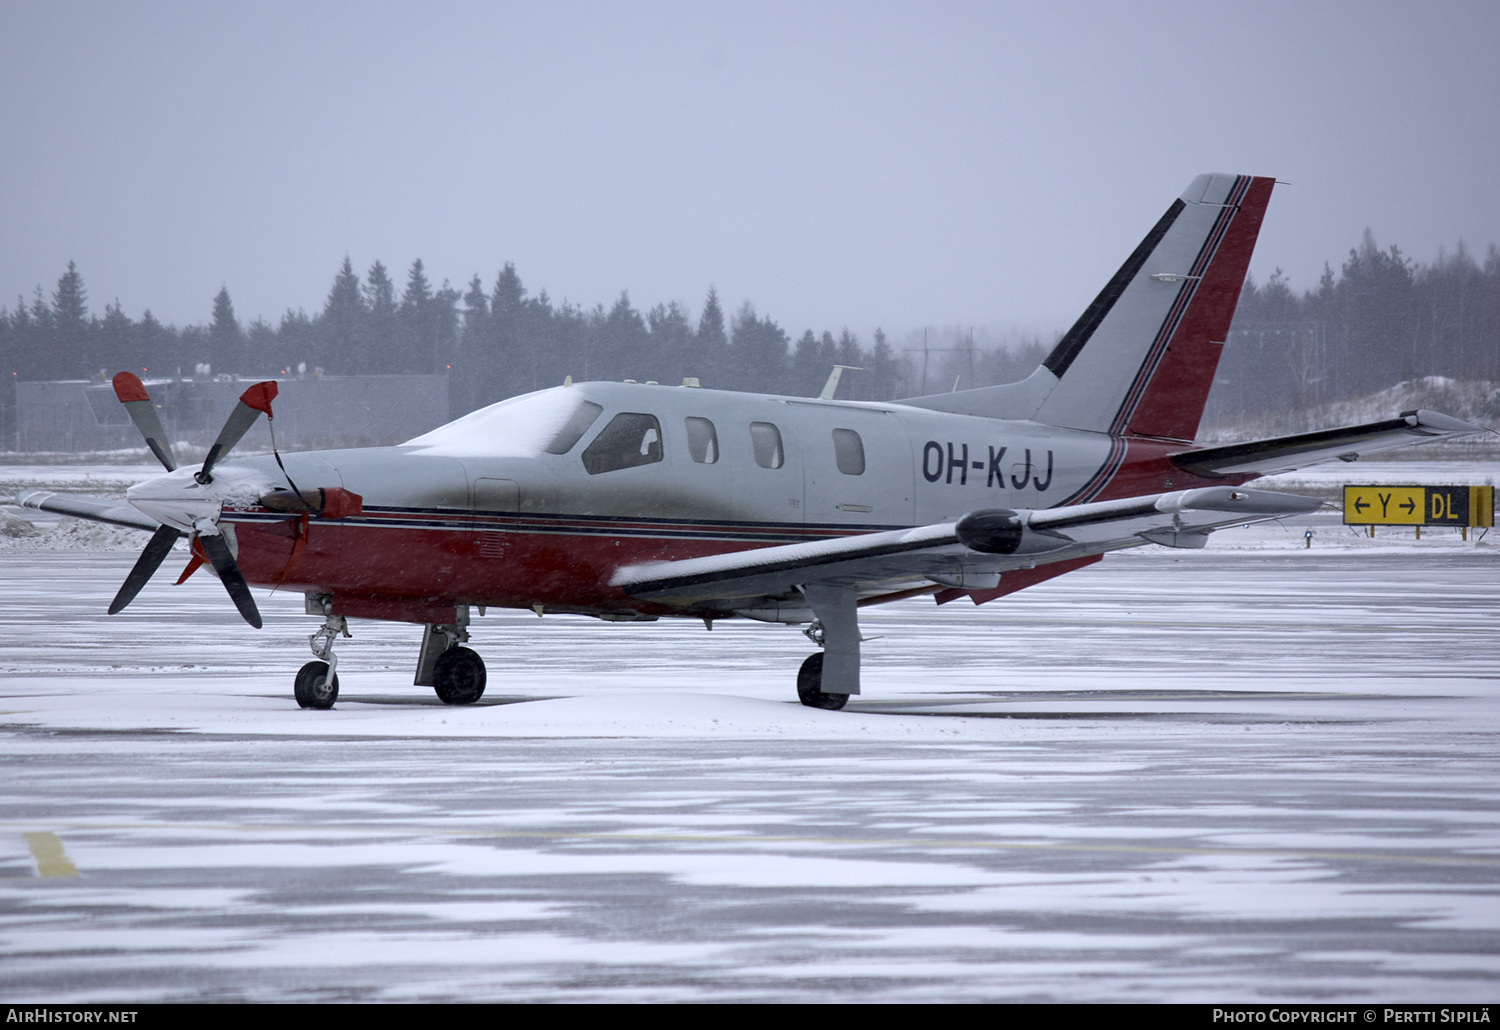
[23,832,78,878]
[4,820,1497,871]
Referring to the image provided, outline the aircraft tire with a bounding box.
[294,661,339,710]
[434,646,487,705]
[796,652,848,711]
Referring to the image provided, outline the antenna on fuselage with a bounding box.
[818,365,862,400]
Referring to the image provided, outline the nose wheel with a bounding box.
[294,661,339,709]
[296,606,350,709]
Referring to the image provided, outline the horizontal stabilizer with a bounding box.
[1171,409,1484,478]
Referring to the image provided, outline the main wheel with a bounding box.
[294,660,339,709]
[434,646,487,705]
[796,652,848,711]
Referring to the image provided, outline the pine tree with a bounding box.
[1338,230,1416,392]
[487,263,527,400]
[597,291,646,382]
[426,281,461,376]
[321,257,365,373]
[52,262,92,377]
[246,317,278,373]
[7,295,35,380]
[869,328,899,401]
[691,286,727,385]
[99,300,134,376]
[646,301,692,384]
[363,260,397,376]
[397,259,432,375]
[730,303,789,394]
[138,310,176,378]
[209,286,242,374]
[792,329,823,396]
[279,309,315,375]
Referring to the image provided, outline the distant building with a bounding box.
[10,374,450,454]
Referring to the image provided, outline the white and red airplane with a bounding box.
[21,173,1482,710]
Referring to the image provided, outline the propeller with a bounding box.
[196,524,263,629]
[197,380,277,484]
[108,523,184,614]
[112,372,177,471]
[110,376,280,627]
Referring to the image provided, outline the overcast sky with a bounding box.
[3,0,1497,344]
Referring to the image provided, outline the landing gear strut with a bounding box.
[795,584,858,711]
[414,606,486,705]
[297,606,349,710]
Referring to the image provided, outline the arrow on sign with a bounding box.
[1354,498,1369,513]
[1400,498,1416,514]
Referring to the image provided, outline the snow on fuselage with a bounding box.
[212,381,1232,622]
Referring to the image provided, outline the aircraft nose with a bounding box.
[126,471,221,533]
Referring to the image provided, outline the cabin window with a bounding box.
[750,421,784,469]
[832,428,865,475]
[544,400,604,454]
[685,417,719,464]
[582,412,663,474]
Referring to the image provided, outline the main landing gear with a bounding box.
[433,646,486,705]
[415,607,486,705]
[795,585,859,711]
[295,598,489,708]
[796,653,847,711]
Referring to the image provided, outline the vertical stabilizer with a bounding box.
[900,174,1273,442]
[1034,173,1274,440]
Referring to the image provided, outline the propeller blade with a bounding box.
[108,524,184,614]
[197,380,278,484]
[112,372,177,471]
[197,532,263,629]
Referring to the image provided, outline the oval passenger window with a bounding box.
[750,422,783,469]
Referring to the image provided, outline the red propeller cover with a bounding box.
[112,371,151,403]
[239,380,278,417]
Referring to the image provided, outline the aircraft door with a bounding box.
[800,410,915,529]
[740,418,804,526]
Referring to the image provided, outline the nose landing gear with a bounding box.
[296,607,349,710]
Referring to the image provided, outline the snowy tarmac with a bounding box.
[2,529,1498,1001]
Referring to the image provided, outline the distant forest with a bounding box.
[3,230,1498,430]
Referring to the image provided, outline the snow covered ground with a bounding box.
[2,518,1497,1000]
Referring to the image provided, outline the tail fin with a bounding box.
[903,173,1274,442]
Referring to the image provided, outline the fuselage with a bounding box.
[196,381,1244,623]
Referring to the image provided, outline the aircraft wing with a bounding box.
[614,486,1321,611]
[1170,409,1483,478]
[15,490,159,532]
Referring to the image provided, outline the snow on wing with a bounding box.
[613,486,1322,609]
